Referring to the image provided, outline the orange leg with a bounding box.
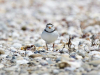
[53,43,55,51]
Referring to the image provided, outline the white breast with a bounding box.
[41,31,59,44]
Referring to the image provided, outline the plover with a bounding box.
[41,23,59,50]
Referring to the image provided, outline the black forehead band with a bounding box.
[46,24,53,27]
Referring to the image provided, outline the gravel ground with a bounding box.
[0,0,100,75]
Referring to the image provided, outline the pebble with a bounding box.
[40,60,48,66]
[0,45,2,48]
[12,43,22,49]
[10,47,17,52]
[29,54,42,58]
[12,32,19,38]
[81,63,91,71]
[6,55,11,58]
[42,73,50,75]
[70,52,76,58]
[0,64,4,69]
[85,71,100,75]
[34,57,42,62]
[62,48,68,53]
[16,59,29,65]
[46,58,52,64]
[0,50,5,55]
[56,56,61,63]
[52,69,59,74]
[76,55,82,60]
[58,61,71,69]
[64,67,76,71]
[0,22,8,31]
[77,50,86,57]
[27,61,37,66]
[88,60,100,66]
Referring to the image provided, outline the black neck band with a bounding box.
[44,29,55,33]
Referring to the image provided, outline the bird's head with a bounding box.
[45,23,55,32]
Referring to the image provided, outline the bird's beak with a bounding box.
[49,27,51,29]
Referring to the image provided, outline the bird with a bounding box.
[41,23,59,50]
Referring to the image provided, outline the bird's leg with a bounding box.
[46,43,48,50]
[53,43,55,51]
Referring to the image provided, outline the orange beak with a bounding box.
[49,27,51,29]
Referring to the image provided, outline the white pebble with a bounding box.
[12,43,22,49]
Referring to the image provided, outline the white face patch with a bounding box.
[46,24,53,28]
[45,24,55,32]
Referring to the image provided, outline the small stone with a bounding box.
[46,58,52,64]
[76,55,82,60]
[35,39,45,47]
[34,57,42,62]
[59,50,64,53]
[56,57,61,63]
[75,67,84,72]
[36,47,44,51]
[55,44,64,50]
[12,32,19,38]
[0,22,8,31]
[88,60,100,66]
[21,46,25,50]
[34,51,40,54]
[6,55,11,58]
[21,26,27,31]
[81,63,91,72]
[62,48,68,53]
[16,59,28,65]
[34,43,42,47]
[40,60,48,66]
[63,48,68,52]
[8,38,13,41]
[86,71,99,75]
[40,50,45,52]
[0,45,2,48]
[10,60,16,63]
[61,54,71,61]
[58,62,70,69]
[12,56,16,60]
[12,43,22,49]
[64,67,76,71]
[27,61,36,66]
[29,54,42,58]
[0,50,5,55]
[75,72,82,75]
[70,52,76,58]
[0,64,4,69]
[77,50,86,57]
[52,69,59,74]
[42,73,50,75]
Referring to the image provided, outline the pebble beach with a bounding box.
[0,0,100,75]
